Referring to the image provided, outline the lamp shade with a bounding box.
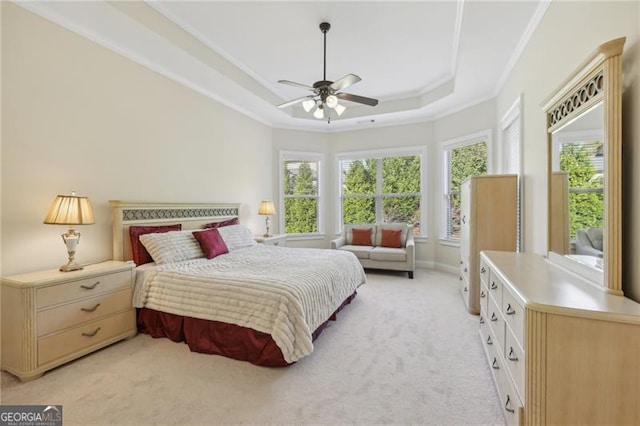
[44,193,95,225]
[258,200,276,216]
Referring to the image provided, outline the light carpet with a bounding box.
[0,268,504,425]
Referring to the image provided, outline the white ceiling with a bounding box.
[18,1,548,132]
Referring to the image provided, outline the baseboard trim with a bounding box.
[433,263,458,275]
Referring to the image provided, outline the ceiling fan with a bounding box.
[277,22,379,121]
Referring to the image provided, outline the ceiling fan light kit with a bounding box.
[277,22,379,123]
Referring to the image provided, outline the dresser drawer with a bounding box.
[487,292,505,355]
[37,270,131,309]
[487,272,502,305]
[480,282,489,314]
[502,287,524,348]
[497,363,523,426]
[460,257,470,284]
[479,257,489,287]
[37,288,132,337]
[479,307,496,357]
[505,330,525,402]
[38,309,135,366]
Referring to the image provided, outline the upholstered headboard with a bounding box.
[109,200,240,262]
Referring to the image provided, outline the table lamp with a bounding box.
[258,200,276,237]
[44,191,95,271]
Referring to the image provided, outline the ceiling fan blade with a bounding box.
[337,92,379,107]
[277,95,316,109]
[278,80,316,91]
[329,74,361,92]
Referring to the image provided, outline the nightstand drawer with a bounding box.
[38,310,135,366]
[37,270,131,309]
[37,288,132,337]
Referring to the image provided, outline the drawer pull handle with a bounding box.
[508,347,519,362]
[480,267,486,274]
[462,215,466,224]
[490,282,498,290]
[82,327,101,337]
[81,281,100,290]
[273,242,279,246]
[505,395,515,413]
[492,357,499,369]
[479,316,485,324]
[460,260,463,265]
[81,303,101,313]
[490,312,498,322]
[486,335,493,345]
[480,291,486,298]
[506,304,516,315]
[463,286,468,292]
[464,267,468,273]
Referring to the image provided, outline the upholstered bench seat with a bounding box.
[331,223,415,279]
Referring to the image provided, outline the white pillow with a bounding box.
[217,224,256,251]
[139,229,204,264]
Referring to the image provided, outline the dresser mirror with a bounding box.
[543,37,625,294]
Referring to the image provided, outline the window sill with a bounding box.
[285,233,326,241]
[439,238,461,248]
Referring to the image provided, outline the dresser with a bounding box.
[459,175,517,314]
[1,261,136,381]
[480,251,640,425]
[254,234,287,247]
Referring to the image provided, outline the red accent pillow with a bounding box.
[352,228,373,246]
[129,224,182,265]
[204,217,239,229]
[193,228,229,259]
[380,229,403,248]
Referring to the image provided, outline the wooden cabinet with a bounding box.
[1,261,136,381]
[459,175,517,314]
[480,251,640,425]
[254,234,287,247]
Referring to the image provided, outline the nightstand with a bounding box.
[254,234,287,247]
[1,260,136,381]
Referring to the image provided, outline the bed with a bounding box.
[110,201,366,366]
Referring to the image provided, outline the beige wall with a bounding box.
[1,4,273,275]
[3,1,639,296]
[496,1,640,301]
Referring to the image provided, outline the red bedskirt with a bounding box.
[137,291,357,367]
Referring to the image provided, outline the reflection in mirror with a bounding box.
[550,103,604,270]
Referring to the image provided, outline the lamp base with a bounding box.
[59,262,83,272]
[263,233,272,238]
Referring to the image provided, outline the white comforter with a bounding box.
[134,245,366,363]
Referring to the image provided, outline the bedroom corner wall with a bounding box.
[1,3,273,276]
[496,1,640,301]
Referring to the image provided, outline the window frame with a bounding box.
[500,96,523,251]
[279,150,324,240]
[336,146,427,238]
[439,129,492,244]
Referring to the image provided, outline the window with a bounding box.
[441,131,490,241]
[280,151,322,236]
[552,131,604,239]
[337,147,425,236]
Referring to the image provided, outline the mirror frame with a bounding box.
[542,37,625,295]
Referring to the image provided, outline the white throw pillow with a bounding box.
[217,224,256,251]
[139,229,204,264]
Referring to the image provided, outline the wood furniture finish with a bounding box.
[459,175,517,314]
[480,250,640,425]
[1,261,136,381]
[254,234,287,247]
[542,37,625,294]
